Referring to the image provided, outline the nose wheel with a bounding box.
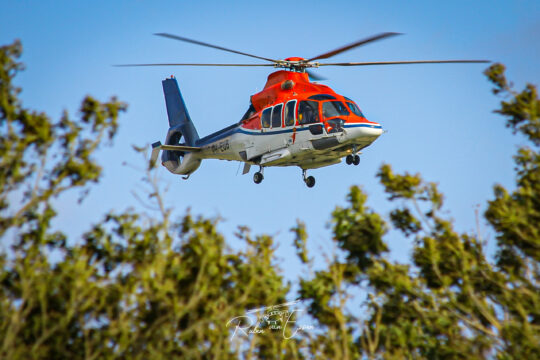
[345,154,360,166]
[253,166,264,184]
[302,169,316,188]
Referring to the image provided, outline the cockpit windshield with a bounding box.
[322,101,350,119]
[346,101,364,118]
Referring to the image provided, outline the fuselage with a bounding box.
[194,70,382,170]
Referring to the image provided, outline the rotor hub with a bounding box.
[276,57,319,72]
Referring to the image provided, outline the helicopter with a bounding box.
[120,32,488,187]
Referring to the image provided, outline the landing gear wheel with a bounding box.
[305,176,316,188]
[346,154,354,165]
[353,154,360,166]
[253,172,264,184]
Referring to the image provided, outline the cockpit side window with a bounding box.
[322,101,350,119]
[298,100,319,125]
[346,101,364,117]
[271,104,283,128]
[284,100,296,127]
[261,107,272,128]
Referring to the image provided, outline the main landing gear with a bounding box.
[346,154,360,166]
[302,169,316,188]
[346,146,361,166]
[252,166,315,188]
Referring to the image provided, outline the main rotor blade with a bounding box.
[114,63,275,67]
[306,69,327,81]
[307,32,402,62]
[319,60,490,66]
[155,33,278,63]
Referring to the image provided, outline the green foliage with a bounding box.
[0,41,293,359]
[332,186,388,271]
[291,220,309,264]
[0,40,127,240]
[484,63,540,145]
[296,64,539,359]
[0,40,538,360]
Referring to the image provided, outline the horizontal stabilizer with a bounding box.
[150,141,161,168]
[149,141,201,169]
[159,144,201,152]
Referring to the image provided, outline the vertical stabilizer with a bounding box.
[160,77,202,176]
[162,77,199,146]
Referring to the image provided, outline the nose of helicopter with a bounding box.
[370,122,383,136]
[343,121,383,143]
[361,122,383,138]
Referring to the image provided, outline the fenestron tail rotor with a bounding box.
[116,32,490,76]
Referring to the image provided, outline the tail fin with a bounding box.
[160,77,202,176]
[162,77,199,146]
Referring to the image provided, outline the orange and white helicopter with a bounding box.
[121,33,488,187]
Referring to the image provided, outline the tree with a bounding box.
[295,64,539,359]
[1,40,538,359]
[0,40,293,359]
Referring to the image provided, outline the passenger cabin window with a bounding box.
[261,107,272,128]
[346,102,364,117]
[322,101,350,119]
[298,100,319,125]
[284,100,296,126]
[271,104,283,128]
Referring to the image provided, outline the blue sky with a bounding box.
[2,1,539,274]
